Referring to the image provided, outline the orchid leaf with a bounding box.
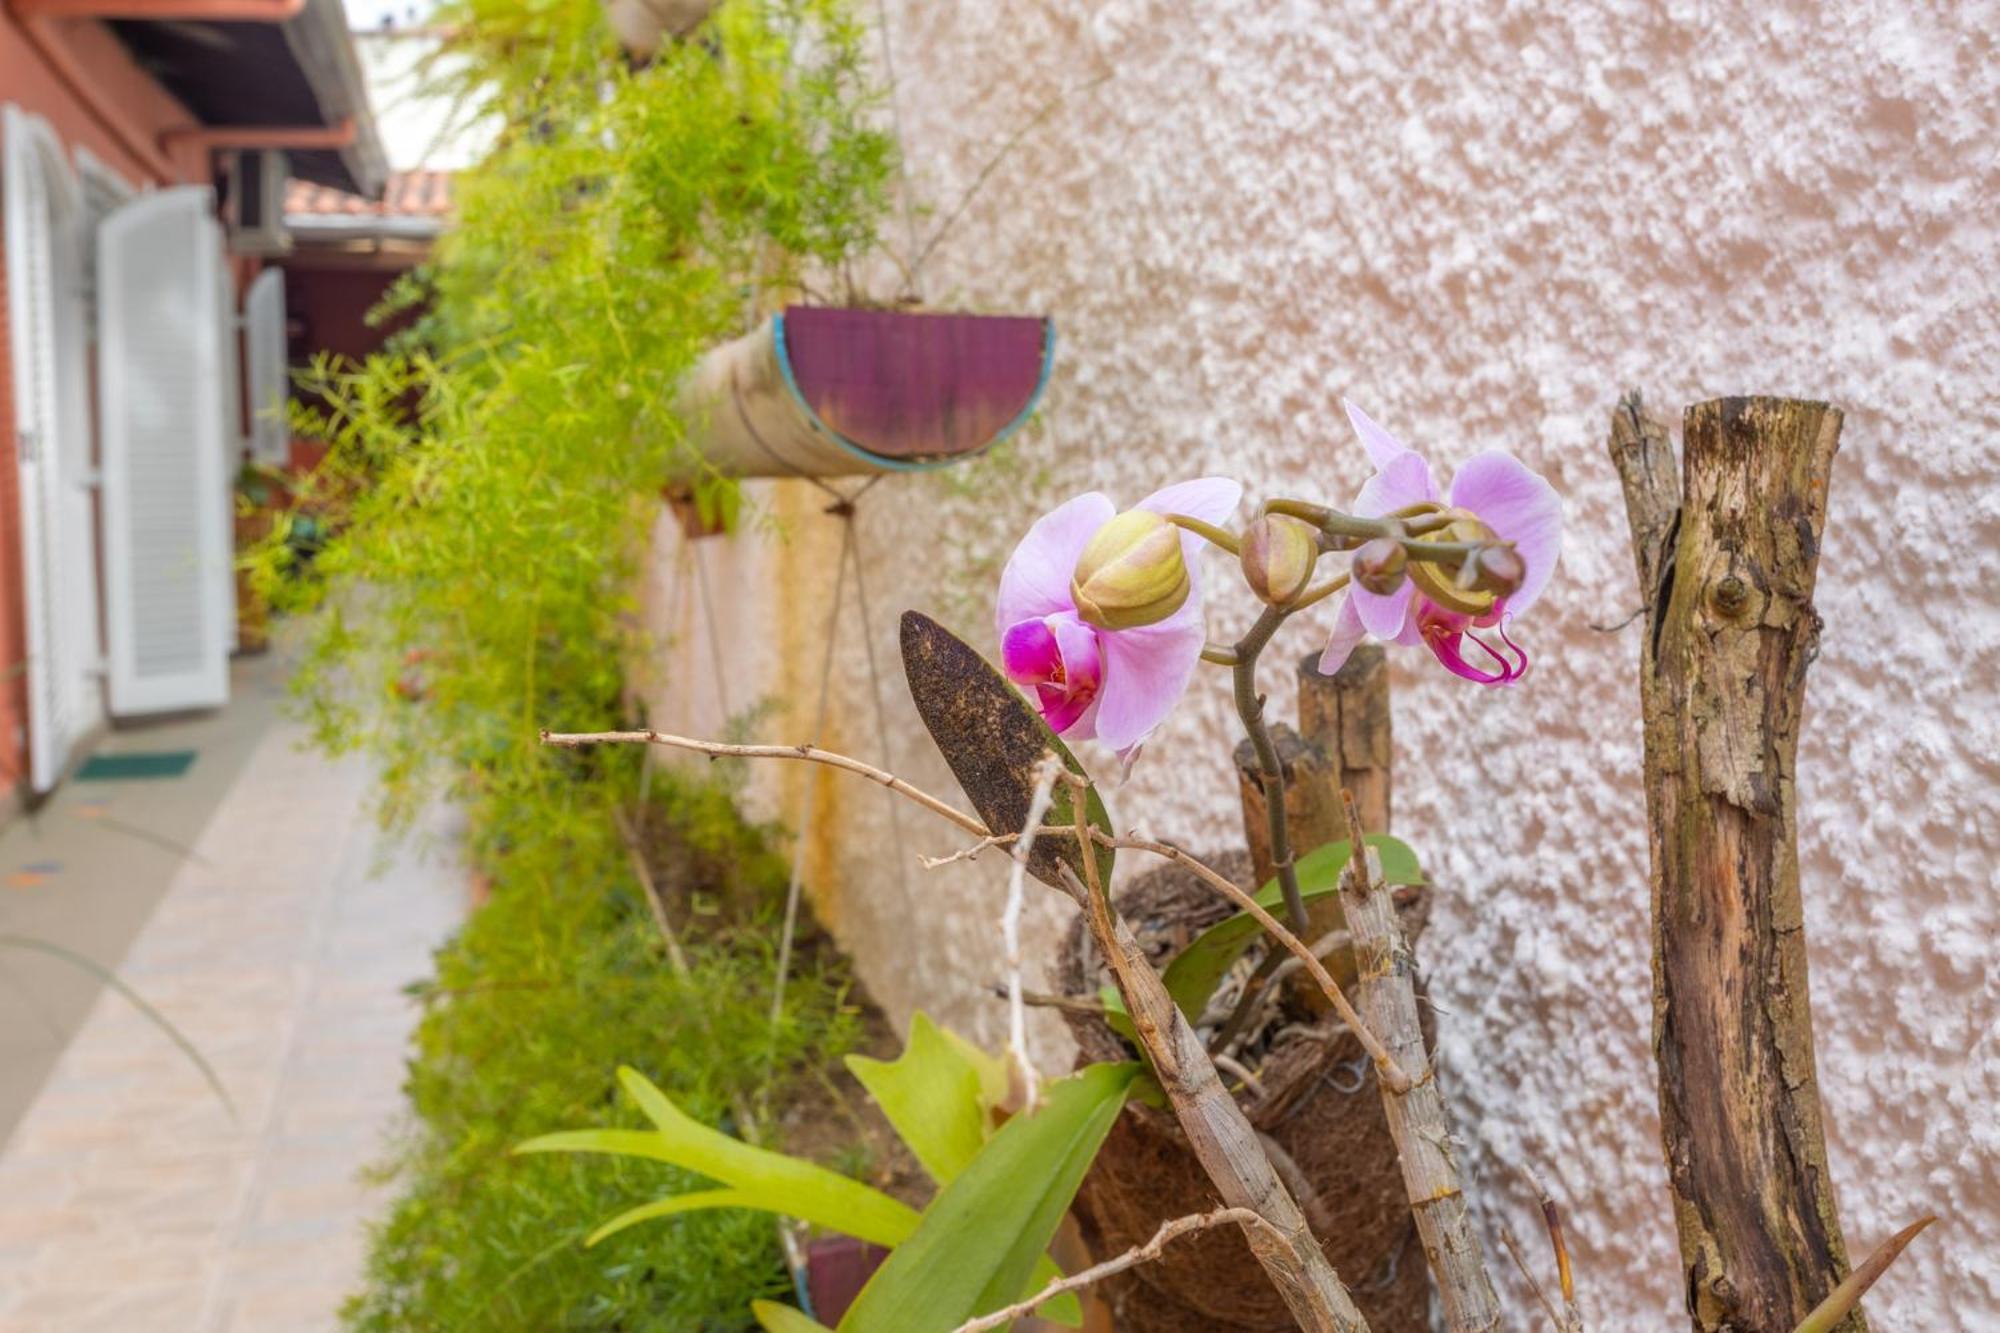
[751,1301,834,1333]
[1160,836,1423,1020]
[583,1189,761,1246]
[899,611,1114,893]
[1097,984,1139,1046]
[515,1067,920,1250]
[518,1065,1079,1326]
[837,1061,1139,1332]
[1793,1215,1936,1333]
[845,1013,994,1186]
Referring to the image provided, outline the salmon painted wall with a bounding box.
[0,14,206,794]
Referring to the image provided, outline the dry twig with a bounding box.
[950,1207,1285,1333]
[1336,791,1501,1330]
[541,729,986,836]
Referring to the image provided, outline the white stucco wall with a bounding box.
[640,2,1999,1326]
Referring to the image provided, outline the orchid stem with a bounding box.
[1209,602,1309,1056]
[1200,643,1241,666]
[1231,605,1307,931]
[1288,570,1351,613]
[1167,513,1240,555]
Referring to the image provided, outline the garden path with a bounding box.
[0,659,465,1331]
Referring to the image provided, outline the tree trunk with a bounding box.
[1608,394,1862,1332]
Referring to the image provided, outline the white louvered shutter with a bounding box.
[214,254,239,654]
[5,106,99,790]
[97,186,231,715]
[243,268,288,465]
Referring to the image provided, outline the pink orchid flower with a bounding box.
[997,478,1242,755]
[1320,401,1561,685]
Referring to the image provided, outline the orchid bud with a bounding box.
[1239,515,1317,607]
[1070,509,1190,629]
[1408,512,1502,616]
[1351,537,1408,595]
[1471,544,1526,598]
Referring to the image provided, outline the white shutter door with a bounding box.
[98,186,230,715]
[214,256,239,654]
[243,268,288,466]
[5,106,95,790]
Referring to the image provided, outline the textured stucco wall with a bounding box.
[639,2,1999,1325]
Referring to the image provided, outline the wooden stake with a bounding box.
[1337,793,1500,1331]
[1608,394,1861,1332]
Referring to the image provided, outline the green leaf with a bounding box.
[899,612,1114,893]
[844,1014,994,1186]
[0,934,234,1121]
[515,1068,919,1249]
[751,1300,835,1333]
[837,1062,1139,1332]
[1159,836,1424,1020]
[584,1189,760,1245]
[1097,984,1138,1046]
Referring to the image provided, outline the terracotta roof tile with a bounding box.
[285,169,454,220]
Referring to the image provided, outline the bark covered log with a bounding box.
[1609,393,1861,1332]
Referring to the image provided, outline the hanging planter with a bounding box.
[669,305,1055,485]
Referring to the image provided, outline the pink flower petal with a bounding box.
[1001,613,1104,737]
[1448,450,1562,615]
[1092,615,1206,754]
[995,492,1117,636]
[1353,450,1437,518]
[1317,593,1369,675]
[1135,476,1244,578]
[1343,399,1418,470]
[1351,576,1415,640]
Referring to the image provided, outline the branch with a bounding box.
[950,1207,1286,1333]
[612,807,689,976]
[540,729,987,836]
[1061,793,1368,1331]
[1336,791,1501,1330]
[1097,832,1410,1094]
[1001,757,1062,1109]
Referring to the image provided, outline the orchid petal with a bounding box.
[1316,593,1369,676]
[1448,450,1562,614]
[1092,615,1205,754]
[994,492,1117,637]
[1135,476,1243,578]
[1353,450,1437,518]
[1343,399,1418,471]
[1351,576,1415,641]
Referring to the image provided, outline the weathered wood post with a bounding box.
[1235,647,1391,929]
[1609,394,1862,1332]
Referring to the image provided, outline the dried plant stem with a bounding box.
[540,729,987,836]
[611,807,689,976]
[1097,832,1410,1094]
[1499,1226,1576,1333]
[950,1207,1284,1333]
[1063,792,1368,1333]
[1525,1166,1579,1323]
[1001,758,1062,1109]
[1336,792,1500,1330]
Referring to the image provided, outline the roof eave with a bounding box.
[281,0,387,199]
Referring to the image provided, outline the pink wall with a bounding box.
[0,15,206,794]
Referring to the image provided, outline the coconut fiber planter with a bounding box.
[1055,852,1434,1331]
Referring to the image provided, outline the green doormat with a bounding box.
[75,751,197,781]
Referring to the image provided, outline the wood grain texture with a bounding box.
[1609,394,1860,1332]
[1339,839,1500,1331]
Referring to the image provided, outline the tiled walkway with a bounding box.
[0,700,465,1330]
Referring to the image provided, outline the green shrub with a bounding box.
[344,773,860,1331]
